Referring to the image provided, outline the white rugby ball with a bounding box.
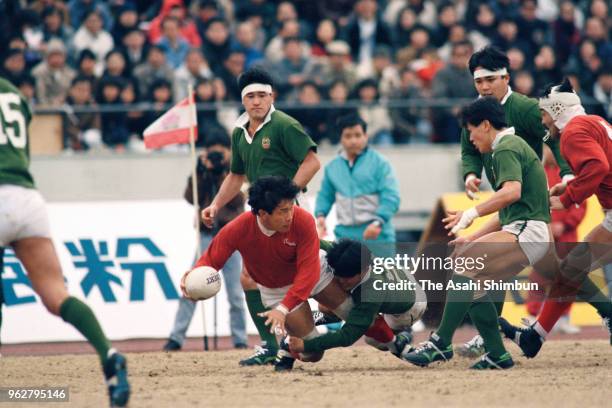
[185,266,222,300]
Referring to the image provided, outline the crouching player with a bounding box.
[287,239,427,360]
[182,176,395,370]
[404,96,553,369]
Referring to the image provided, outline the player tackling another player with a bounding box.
[0,77,130,405]
[499,79,612,356]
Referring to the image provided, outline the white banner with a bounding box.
[1,200,256,344]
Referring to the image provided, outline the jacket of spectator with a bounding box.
[133,46,175,99]
[32,41,76,105]
[315,146,400,243]
[71,10,114,75]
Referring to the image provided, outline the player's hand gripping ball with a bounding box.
[184,266,222,300]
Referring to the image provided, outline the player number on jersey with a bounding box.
[0,93,27,149]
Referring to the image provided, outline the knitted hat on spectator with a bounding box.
[539,78,585,131]
[46,39,66,56]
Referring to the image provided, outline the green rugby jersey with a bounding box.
[461,92,572,181]
[0,77,34,188]
[303,266,417,353]
[491,133,551,225]
[230,107,316,183]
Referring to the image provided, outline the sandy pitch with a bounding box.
[1,340,611,408]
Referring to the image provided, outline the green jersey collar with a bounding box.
[235,105,276,144]
[500,86,513,105]
[492,126,516,150]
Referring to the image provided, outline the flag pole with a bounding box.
[187,84,209,351]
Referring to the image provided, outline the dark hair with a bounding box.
[326,239,372,278]
[541,77,574,97]
[77,49,97,64]
[238,66,274,92]
[336,113,367,133]
[204,128,231,148]
[71,75,93,87]
[282,36,301,46]
[468,46,510,74]
[460,96,508,129]
[248,176,300,215]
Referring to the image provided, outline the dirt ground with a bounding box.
[1,339,611,408]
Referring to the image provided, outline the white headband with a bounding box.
[241,83,273,99]
[473,68,508,79]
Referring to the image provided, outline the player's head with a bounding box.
[468,46,510,102]
[337,113,368,159]
[326,239,372,291]
[238,66,274,122]
[538,77,583,138]
[461,96,508,153]
[248,176,300,232]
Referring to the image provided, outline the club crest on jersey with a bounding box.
[283,239,296,247]
[262,136,271,149]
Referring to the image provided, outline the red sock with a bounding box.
[538,300,573,333]
[364,315,394,343]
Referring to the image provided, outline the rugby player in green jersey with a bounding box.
[287,239,426,360]
[404,97,552,369]
[0,77,129,405]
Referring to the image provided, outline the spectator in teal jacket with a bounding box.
[315,113,400,257]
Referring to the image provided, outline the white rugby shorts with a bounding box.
[502,220,551,265]
[0,185,51,246]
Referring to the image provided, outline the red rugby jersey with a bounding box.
[195,206,320,311]
[560,115,612,209]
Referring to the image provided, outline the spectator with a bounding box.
[72,9,114,76]
[217,49,246,101]
[143,78,174,131]
[533,44,562,92]
[353,78,393,145]
[592,65,612,122]
[195,0,224,42]
[390,67,429,144]
[111,4,140,45]
[15,75,37,105]
[96,76,129,150]
[406,0,438,28]
[148,1,201,47]
[75,49,98,87]
[41,6,74,45]
[431,2,459,47]
[324,80,357,144]
[201,17,232,73]
[101,49,131,82]
[467,3,497,41]
[120,78,146,139]
[507,46,528,73]
[0,49,28,86]
[285,81,326,143]
[267,36,311,99]
[64,76,101,151]
[358,45,400,98]
[431,40,477,143]
[512,70,536,97]
[232,20,264,68]
[156,16,191,69]
[193,78,229,148]
[567,39,602,95]
[515,0,550,58]
[68,0,113,31]
[589,0,611,28]
[393,7,418,49]
[310,19,337,57]
[493,18,531,56]
[315,113,400,257]
[265,19,310,64]
[342,0,393,67]
[164,135,247,351]
[234,0,276,33]
[133,45,174,99]
[174,48,213,102]
[583,17,612,62]
[553,0,581,66]
[32,39,75,105]
[308,40,357,89]
[274,1,313,41]
[119,29,149,72]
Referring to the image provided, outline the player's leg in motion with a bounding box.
[405,233,529,369]
[239,268,279,366]
[500,225,612,356]
[13,237,130,406]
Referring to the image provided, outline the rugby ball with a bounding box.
[185,266,222,300]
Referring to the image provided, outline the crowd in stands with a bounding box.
[0,0,610,151]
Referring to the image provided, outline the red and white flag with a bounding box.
[143,96,197,149]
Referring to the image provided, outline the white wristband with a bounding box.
[275,304,289,316]
[451,207,479,235]
[465,174,477,187]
